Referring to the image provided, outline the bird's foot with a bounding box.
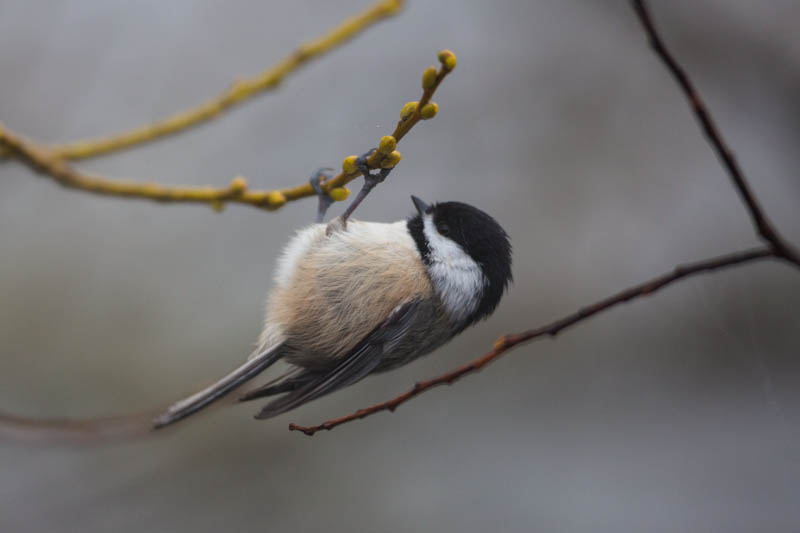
[309,167,336,223]
[340,149,394,223]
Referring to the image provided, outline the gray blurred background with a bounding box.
[1,0,799,531]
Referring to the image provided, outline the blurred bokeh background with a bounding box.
[1,0,799,531]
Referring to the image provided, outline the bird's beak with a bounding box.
[411,195,430,216]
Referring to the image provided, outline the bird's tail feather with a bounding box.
[0,341,287,446]
[152,341,286,429]
[238,367,320,402]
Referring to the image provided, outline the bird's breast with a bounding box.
[265,221,435,366]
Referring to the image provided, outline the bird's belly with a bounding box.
[265,221,436,367]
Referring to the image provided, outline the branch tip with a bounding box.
[437,50,457,71]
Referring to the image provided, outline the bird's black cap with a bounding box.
[407,199,512,328]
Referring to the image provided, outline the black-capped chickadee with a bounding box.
[155,195,511,428]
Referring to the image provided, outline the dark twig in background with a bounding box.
[288,0,799,436]
[631,0,800,267]
[289,248,774,435]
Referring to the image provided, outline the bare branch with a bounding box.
[289,247,774,435]
[631,0,800,266]
[0,0,406,161]
[0,409,158,446]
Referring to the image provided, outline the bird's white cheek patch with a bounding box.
[422,216,485,324]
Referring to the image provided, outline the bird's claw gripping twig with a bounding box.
[340,149,394,223]
[309,167,336,223]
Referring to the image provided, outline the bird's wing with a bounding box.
[152,341,285,429]
[248,300,423,420]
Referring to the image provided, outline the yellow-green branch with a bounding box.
[0,50,456,212]
[0,0,404,161]
[308,49,457,196]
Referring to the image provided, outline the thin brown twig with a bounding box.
[289,247,774,435]
[287,0,800,436]
[0,409,158,446]
[631,0,800,266]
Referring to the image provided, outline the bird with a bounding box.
[153,157,512,429]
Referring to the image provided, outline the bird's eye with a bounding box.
[438,223,450,236]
